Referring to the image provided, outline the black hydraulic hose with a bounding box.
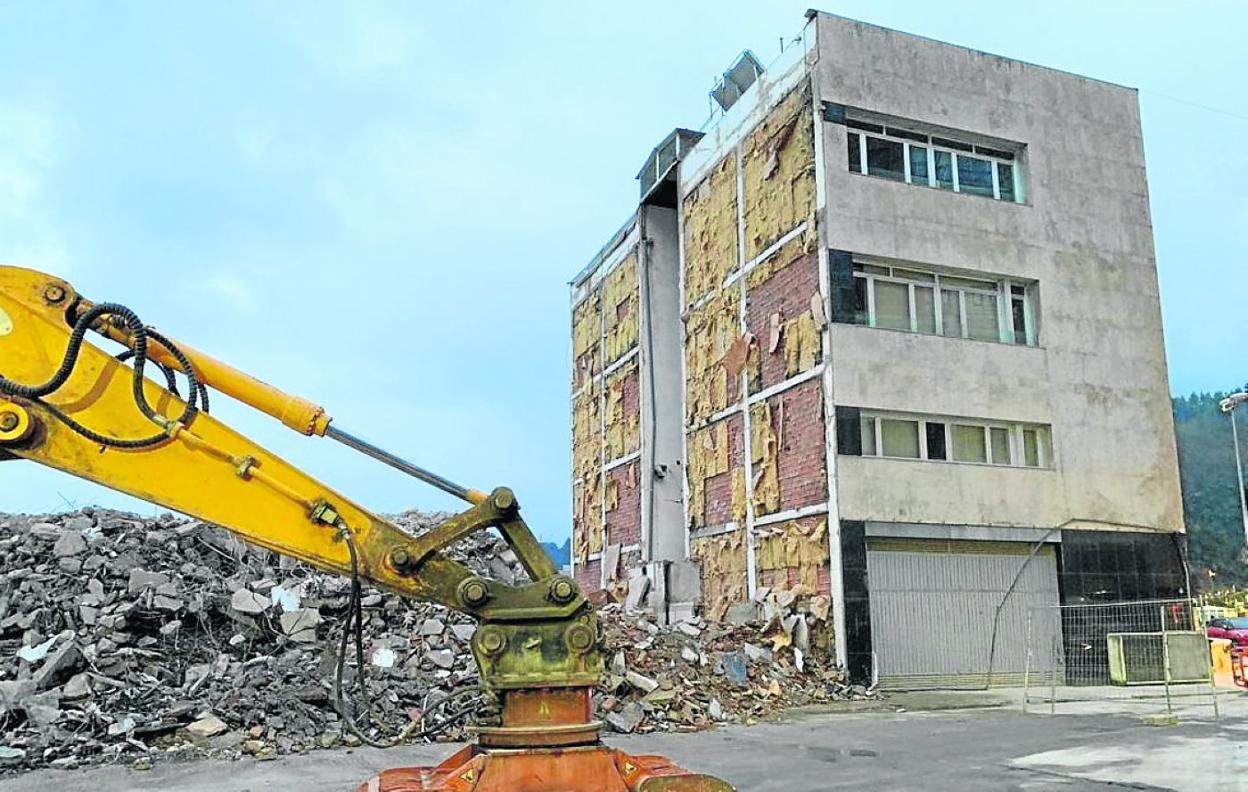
[0,301,206,448]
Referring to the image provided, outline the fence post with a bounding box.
[1160,605,1173,715]
[1023,608,1032,713]
[1050,631,1058,715]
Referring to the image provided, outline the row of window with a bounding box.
[852,261,1036,346]
[859,413,1051,469]
[845,118,1021,203]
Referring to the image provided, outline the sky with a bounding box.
[0,1,1244,541]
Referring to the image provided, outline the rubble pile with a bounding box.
[0,509,868,773]
[594,589,862,735]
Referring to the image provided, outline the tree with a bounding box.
[1173,392,1248,588]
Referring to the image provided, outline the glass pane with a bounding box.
[941,275,997,290]
[853,277,869,325]
[848,133,861,173]
[892,268,935,283]
[940,289,962,337]
[925,422,947,460]
[997,162,1015,202]
[861,418,877,456]
[915,286,936,334]
[874,280,911,331]
[934,150,954,190]
[909,145,929,184]
[990,427,1011,465]
[881,419,920,458]
[957,155,995,197]
[866,136,905,181]
[1012,296,1028,344]
[952,424,987,463]
[1023,429,1040,467]
[859,263,890,276]
[965,291,1000,342]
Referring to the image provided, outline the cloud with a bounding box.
[203,273,260,313]
[0,101,70,274]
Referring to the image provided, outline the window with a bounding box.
[844,117,1023,203]
[857,412,1052,469]
[852,260,1038,345]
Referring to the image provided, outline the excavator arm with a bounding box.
[0,265,732,792]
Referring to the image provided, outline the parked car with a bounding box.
[1206,617,1248,645]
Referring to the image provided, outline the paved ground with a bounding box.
[4,688,1245,791]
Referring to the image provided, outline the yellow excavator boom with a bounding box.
[0,264,733,792]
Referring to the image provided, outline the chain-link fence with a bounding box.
[1023,598,1219,717]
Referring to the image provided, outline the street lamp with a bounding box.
[1219,391,1248,561]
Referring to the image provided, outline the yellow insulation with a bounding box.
[571,383,603,563]
[741,82,816,262]
[604,360,640,461]
[603,252,640,365]
[692,530,749,622]
[754,519,829,595]
[749,401,780,516]
[571,293,601,390]
[684,288,739,425]
[683,154,739,307]
[782,310,821,377]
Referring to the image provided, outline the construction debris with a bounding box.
[0,508,870,773]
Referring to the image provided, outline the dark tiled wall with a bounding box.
[840,519,872,683]
[1058,530,1187,604]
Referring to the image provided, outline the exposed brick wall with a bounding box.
[575,558,602,594]
[772,378,827,512]
[696,414,745,528]
[746,248,821,393]
[606,460,642,547]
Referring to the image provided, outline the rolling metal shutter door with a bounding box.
[867,538,1059,689]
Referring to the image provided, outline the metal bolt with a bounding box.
[548,577,576,604]
[389,547,410,569]
[565,624,595,654]
[492,488,515,512]
[0,412,18,432]
[477,626,506,656]
[459,578,490,608]
[43,285,65,304]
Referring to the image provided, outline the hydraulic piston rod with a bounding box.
[326,423,487,506]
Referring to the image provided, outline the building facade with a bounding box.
[570,12,1185,687]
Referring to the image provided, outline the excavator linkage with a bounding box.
[0,264,736,791]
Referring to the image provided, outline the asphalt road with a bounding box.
[2,704,1242,791]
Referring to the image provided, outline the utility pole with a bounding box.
[1220,392,1248,561]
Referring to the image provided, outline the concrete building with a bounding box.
[570,11,1185,687]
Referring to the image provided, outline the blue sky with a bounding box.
[1,2,1243,540]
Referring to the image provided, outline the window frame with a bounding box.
[845,122,1023,203]
[853,260,1038,346]
[858,412,1052,469]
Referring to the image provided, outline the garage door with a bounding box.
[867,537,1060,689]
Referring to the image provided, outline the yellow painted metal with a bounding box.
[86,300,332,436]
[0,264,452,604]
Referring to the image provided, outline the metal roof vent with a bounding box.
[711,50,765,113]
[636,128,704,206]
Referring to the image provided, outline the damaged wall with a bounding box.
[570,241,645,591]
[681,76,831,623]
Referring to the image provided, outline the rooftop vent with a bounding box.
[636,128,705,206]
[711,50,765,113]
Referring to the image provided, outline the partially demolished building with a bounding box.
[570,11,1185,686]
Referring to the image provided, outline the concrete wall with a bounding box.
[814,12,1182,534]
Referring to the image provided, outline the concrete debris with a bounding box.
[0,507,872,774]
[231,588,271,615]
[186,713,228,738]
